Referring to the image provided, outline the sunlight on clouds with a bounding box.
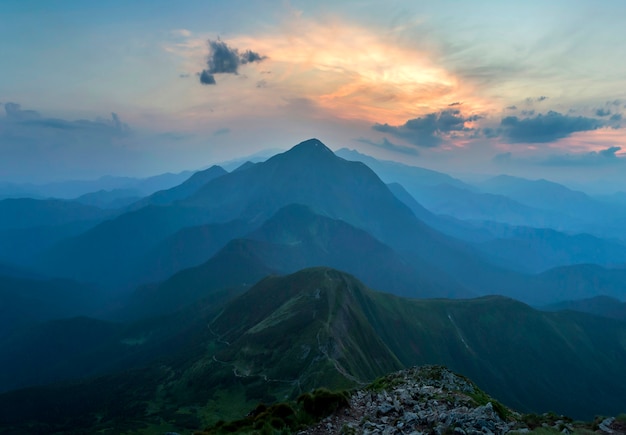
[235,18,488,124]
[165,15,492,127]
[551,128,626,155]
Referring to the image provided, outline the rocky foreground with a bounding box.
[297,366,625,435]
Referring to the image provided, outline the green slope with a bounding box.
[2,267,626,433]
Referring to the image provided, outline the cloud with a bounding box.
[356,137,419,155]
[372,109,480,147]
[448,102,461,106]
[493,147,623,167]
[199,70,216,85]
[525,96,549,104]
[4,102,41,120]
[0,103,135,182]
[499,111,604,143]
[492,152,512,163]
[596,108,612,117]
[213,127,230,136]
[506,105,517,110]
[198,39,266,85]
[599,146,621,158]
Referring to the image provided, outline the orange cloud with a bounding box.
[235,19,493,124]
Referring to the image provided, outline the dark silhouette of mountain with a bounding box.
[335,148,470,189]
[125,218,254,288]
[3,268,626,432]
[0,275,107,340]
[522,264,626,305]
[122,204,471,320]
[474,227,626,273]
[335,149,596,232]
[244,204,470,298]
[542,295,626,321]
[9,171,196,199]
[73,188,141,209]
[479,175,611,219]
[34,139,626,304]
[0,317,123,393]
[232,161,257,172]
[37,139,484,292]
[120,238,276,320]
[387,182,496,243]
[136,165,228,207]
[36,205,214,287]
[0,198,110,230]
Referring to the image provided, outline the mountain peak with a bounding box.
[289,138,334,155]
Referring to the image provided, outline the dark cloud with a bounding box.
[506,105,517,110]
[448,102,461,106]
[610,113,622,122]
[481,127,501,138]
[356,137,419,156]
[4,103,130,136]
[596,108,612,117]
[373,109,480,147]
[199,70,216,85]
[198,39,266,85]
[256,80,267,88]
[493,147,623,168]
[521,110,535,116]
[240,50,265,64]
[599,146,621,158]
[4,102,41,120]
[213,128,230,136]
[525,96,548,104]
[500,111,603,143]
[179,73,190,78]
[0,103,136,182]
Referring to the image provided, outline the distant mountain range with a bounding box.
[1,138,626,433]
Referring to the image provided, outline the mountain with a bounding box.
[36,204,214,287]
[35,139,626,304]
[135,165,228,207]
[0,198,110,230]
[209,268,626,419]
[125,218,254,288]
[542,295,626,322]
[73,188,142,209]
[474,226,626,273]
[479,175,614,219]
[0,274,107,340]
[0,198,113,266]
[36,139,485,294]
[8,170,196,199]
[120,238,276,320]
[335,148,470,190]
[3,267,625,433]
[123,204,471,320]
[387,182,496,243]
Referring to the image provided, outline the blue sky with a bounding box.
[2,0,626,190]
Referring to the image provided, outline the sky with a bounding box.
[2,0,626,192]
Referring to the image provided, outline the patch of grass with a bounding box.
[367,373,404,392]
[468,388,511,421]
[296,388,350,419]
[195,387,350,434]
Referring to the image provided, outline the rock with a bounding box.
[377,403,394,416]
